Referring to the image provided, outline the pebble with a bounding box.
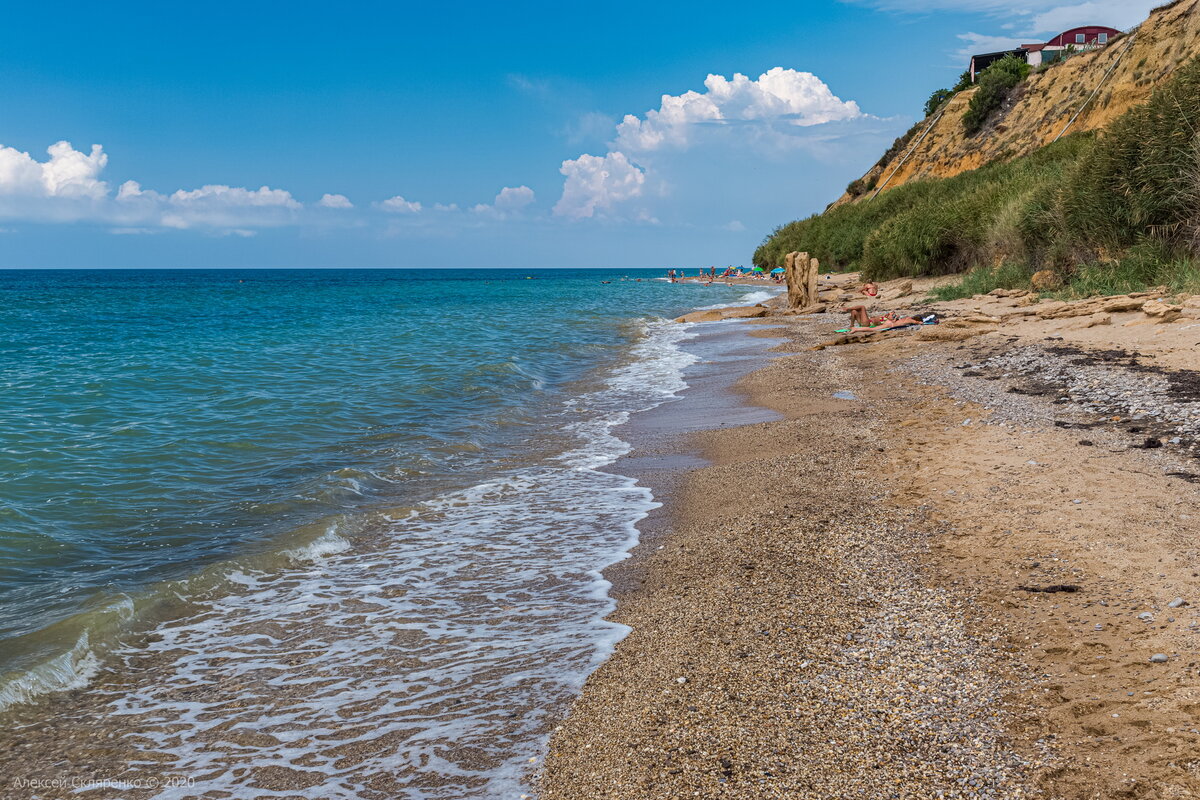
[1168,597,1187,608]
[1150,653,1169,663]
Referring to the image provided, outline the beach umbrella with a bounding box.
[752,266,764,272]
[770,267,785,274]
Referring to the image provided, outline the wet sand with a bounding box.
[539,311,1200,799]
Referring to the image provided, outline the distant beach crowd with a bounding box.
[667,266,785,286]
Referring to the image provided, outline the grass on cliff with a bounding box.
[754,53,1200,297]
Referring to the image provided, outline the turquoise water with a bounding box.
[0,268,773,798]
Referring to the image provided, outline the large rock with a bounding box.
[1101,295,1150,313]
[1078,313,1112,328]
[721,305,770,319]
[675,310,724,323]
[1034,301,1069,318]
[1049,300,1106,319]
[807,258,820,306]
[1141,299,1182,317]
[785,251,813,309]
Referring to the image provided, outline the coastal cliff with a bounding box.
[835,0,1200,205]
[754,0,1200,299]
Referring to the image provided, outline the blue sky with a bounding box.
[0,0,1161,268]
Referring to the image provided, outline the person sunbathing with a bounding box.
[858,281,879,297]
[848,315,921,333]
[847,306,892,327]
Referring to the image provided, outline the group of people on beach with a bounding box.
[666,266,784,286]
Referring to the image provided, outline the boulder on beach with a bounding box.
[674,305,769,323]
[721,305,770,319]
[675,310,725,323]
[1102,295,1150,313]
[1141,299,1182,317]
[880,280,914,301]
[1078,313,1113,328]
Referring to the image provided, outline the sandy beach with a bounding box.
[539,293,1200,799]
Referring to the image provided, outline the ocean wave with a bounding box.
[695,287,782,310]
[0,306,704,799]
[282,526,351,563]
[0,633,100,713]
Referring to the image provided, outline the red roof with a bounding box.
[1045,25,1121,47]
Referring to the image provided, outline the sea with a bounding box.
[0,268,778,799]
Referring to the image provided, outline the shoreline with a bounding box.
[539,298,1200,798]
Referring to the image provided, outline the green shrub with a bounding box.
[874,121,924,169]
[924,88,954,117]
[754,54,1200,294]
[931,261,1036,301]
[1059,240,1200,298]
[962,55,1030,135]
[1055,54,1200,263]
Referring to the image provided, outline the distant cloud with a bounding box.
[614,68,863,153]
[472,185,535,217]
[954,32,1028,59]
[553,67,876,221]
[563,111,614,145]
[378,195,422,214]
[0,141,108,200]
[117,180,300,229]
[1027,1,1152,34]
[0,140,304,230]
[318,193,353,208]
[723,220,746,232]
[553,152,646,219]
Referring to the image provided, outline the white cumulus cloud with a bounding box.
[614,68,862,153]
[379,195,423,214]
[472,185,536,217]
[116,181,301,229]
[319,193,353,208]
[0,141,109,199]
[0,140,306,230]
[553,152,646,219]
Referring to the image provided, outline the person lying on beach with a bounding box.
[858,282,879,297]
[848,315,922,333]
[846,305,890,328]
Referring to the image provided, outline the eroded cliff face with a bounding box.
[835,0,1200,206]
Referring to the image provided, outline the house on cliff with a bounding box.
[970,25,1123,81]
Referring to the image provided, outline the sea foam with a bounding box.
[16,312,704,800]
